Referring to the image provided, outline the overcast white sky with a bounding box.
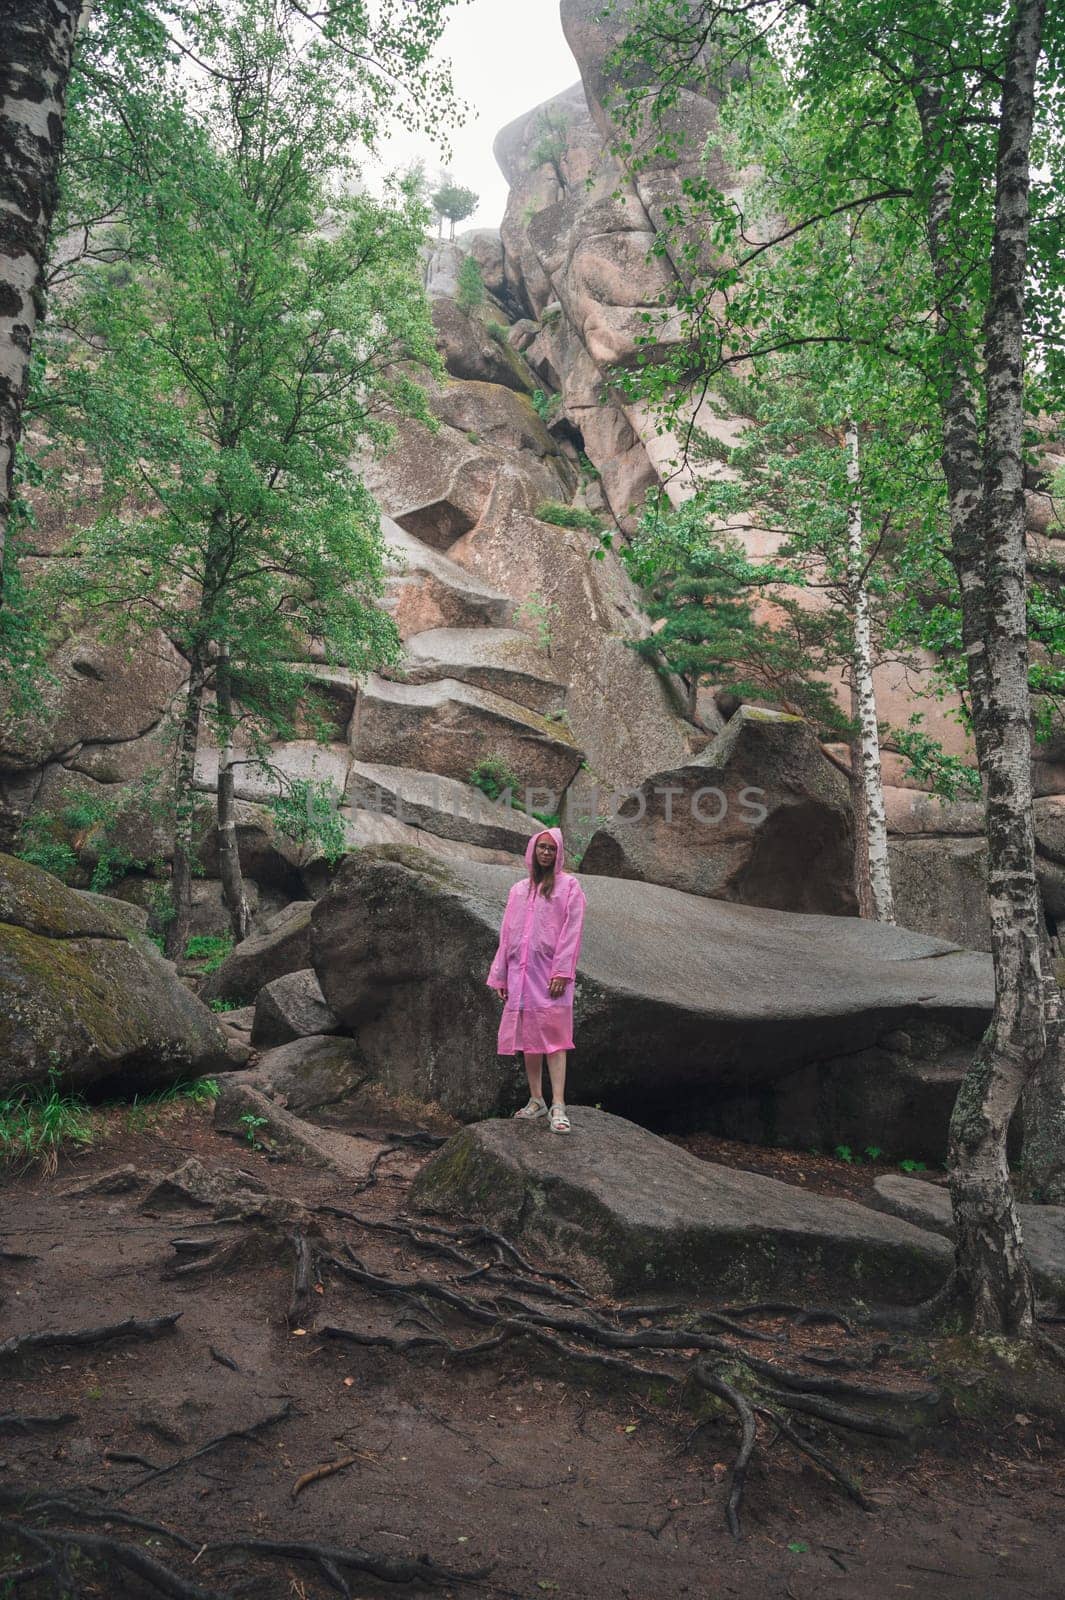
[369,0,582,229]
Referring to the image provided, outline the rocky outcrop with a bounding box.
[200,901,313,1006]
[0,853,231,1094]
[251,969,340,1048]
[581,706,857,914]
[243,1035,368,1117]
[410,1109,953,1303]
[310,846,991,1157]
[869,1174,1065,1307]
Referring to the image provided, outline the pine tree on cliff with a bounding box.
[31,0,443,955]
[610,0,1065,1331]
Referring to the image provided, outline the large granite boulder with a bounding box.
[251,969,341,1048]
[0,853,230,1094]
[580,706,857,914]
[310,846,992,1157]
[869,1174,1065,1308]
[410,1109,952,1304]
[889,838,991,952]
[200,901,313,1005]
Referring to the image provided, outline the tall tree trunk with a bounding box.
[848,718,874,919]
[916,0,1046,1335]
[0,0,81,605]
[166,651,205,960]
[846,421,894,923]
[215,644,250,942]
[1022,965,1065,1201]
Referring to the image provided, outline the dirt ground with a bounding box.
[2,1102,1064,1600]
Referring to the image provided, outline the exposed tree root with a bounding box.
[288,1228,315,1328]
[0,1517,224,1600]
[0,1412,77,1434]
[0,1485,488,1598]
[0,1313,181,1363]
[214,1535,492,1592]
[120,1401,294,1496]
[312,1245,931,1538]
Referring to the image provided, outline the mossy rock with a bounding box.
[0,852,231,1095]
[410,1108,955,1306]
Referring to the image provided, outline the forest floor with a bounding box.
[1,1099,1064,1600]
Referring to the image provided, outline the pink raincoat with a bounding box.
[486,828,586,1056]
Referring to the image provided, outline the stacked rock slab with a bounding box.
[310,845,992,1159]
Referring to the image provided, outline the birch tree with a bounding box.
[610,0,1065,1332]
[0,0,82,610]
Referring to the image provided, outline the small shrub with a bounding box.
[456,253,485,312]
[183,934,233,973]
[536,501,603,533]
[486,320,510,345]
[209,997,243,1013]
[469,756,521,803]
[899,1157,927,1173]
[834,1143,856,1164]
[239,1112,270,1150]
[268,778,347,866]
[531,390,562,425]
[466,430,480,444]
[531,810,561,828]
[516,591,560,657]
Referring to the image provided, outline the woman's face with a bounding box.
[535,835,558,869]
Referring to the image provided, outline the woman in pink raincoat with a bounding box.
[486,828,586,1134]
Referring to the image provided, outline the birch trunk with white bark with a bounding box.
[846,421,894,924]
[215,645,250,943]
[0,0,81,604]
[916,0,1046,1335]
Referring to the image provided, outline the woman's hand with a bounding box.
[548,976,568,998]
[499,987,508,1003]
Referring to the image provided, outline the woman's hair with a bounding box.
[529,838,558,898]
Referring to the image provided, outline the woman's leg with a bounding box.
[524,1052,545,1101]
[545,1050,567,1107]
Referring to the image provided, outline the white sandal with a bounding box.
[514,1097,548,1120]
[549,1104,571,1134]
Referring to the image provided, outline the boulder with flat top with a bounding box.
[310,845,993,1157]
[410,1108,953,1304]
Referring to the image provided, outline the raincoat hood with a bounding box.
[525,827,565,871]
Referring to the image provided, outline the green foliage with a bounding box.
[183,934,232,973]
[0,1079,93,1171]
[535,501,602,533]
[267,779,347,866]
[431,175,478,237]
[531,810,562,828]
[890,718,982,801]
[456,254,485,313]
[899,1158,928,1174]
[26,0,448,939]
[528,108,569,174]
[486,321,510,345]
[239,1111,270,1150]
[469,757,521,803]
[16,787,148,890]
[208,997,243,1013]
[625,495,850,736]
[531,390,562,425]
[515,591,560,657]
